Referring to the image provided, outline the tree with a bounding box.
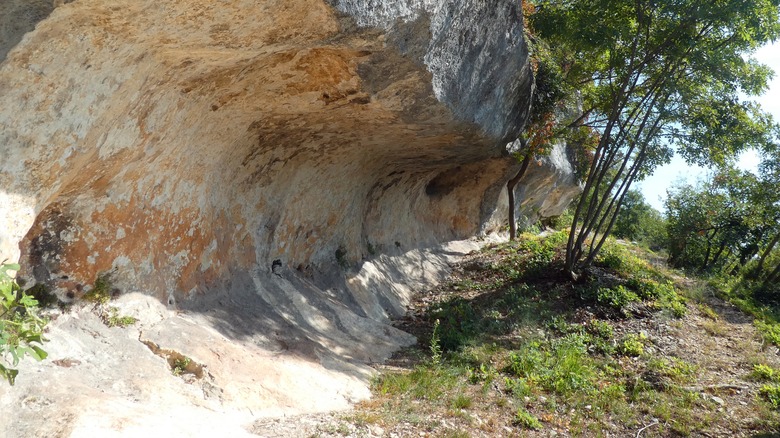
[750,145,780,288]
[665,171,759,272]
[611,189,666,250]
[507,23,569,240]
[529,0,780,280]
[663,154,780,291]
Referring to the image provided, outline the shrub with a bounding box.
[597,285,639,311]
[759,384,780,409]
[617,333,647,357]
[751,364,779,382]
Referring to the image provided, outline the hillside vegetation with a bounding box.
[262,229,780,437]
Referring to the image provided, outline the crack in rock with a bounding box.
[140,336,224,402]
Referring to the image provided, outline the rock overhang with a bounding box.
[1,0,534,303]
[0,1,588,431]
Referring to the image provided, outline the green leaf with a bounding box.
[0,363,19,386]
[30,346,47,361]
[0,264,20,275]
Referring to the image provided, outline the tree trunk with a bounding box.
[757,231,780,275]
[508,153,533,241]
[710,238,729,269]
[764,260,780,289]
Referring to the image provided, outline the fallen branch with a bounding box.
[636,419,659,438]
[678,384,747,392]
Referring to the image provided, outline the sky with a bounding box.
[637,42,780,212]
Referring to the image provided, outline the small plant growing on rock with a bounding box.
[172,356,192,376]
[0,263,48,385]
[103,307,138,328]
[83,272,113,304]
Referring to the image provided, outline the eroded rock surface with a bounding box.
[0,0,580,435]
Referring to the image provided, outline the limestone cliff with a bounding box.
[0,0,580,435]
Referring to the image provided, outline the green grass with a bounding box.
[450,394,472,409]
[351,232,771,435]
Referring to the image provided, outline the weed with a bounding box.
[617,333,647,357]
[103,307,138,328]
[467,362,497,385]
[316,422,351,436]
[595,241,648,276]
[586,319,614,340]
[448,279,480,291]
[430,319,443,367]
[514,407,542,430]
[597,285,639,311]
[373,366,460,401]
[507,336,597,396]
[341,412,379,427]
[759,384,780,408]
[429,298,479,351]
[756,320,780,348]
[698,304,719,320]
[451,394,472,409]
[83,272,113,304]
[593,383,628,412]
[702,320,725,336]
[505,377,532,398]
[172,356,192,376]
[661,297,688,318]
[751,364,779,382]
[647,357,697,384]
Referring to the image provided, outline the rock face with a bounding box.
[509,140,584,229]
[0,0,580,435]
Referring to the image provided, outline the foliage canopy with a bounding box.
[526,0,780,278]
